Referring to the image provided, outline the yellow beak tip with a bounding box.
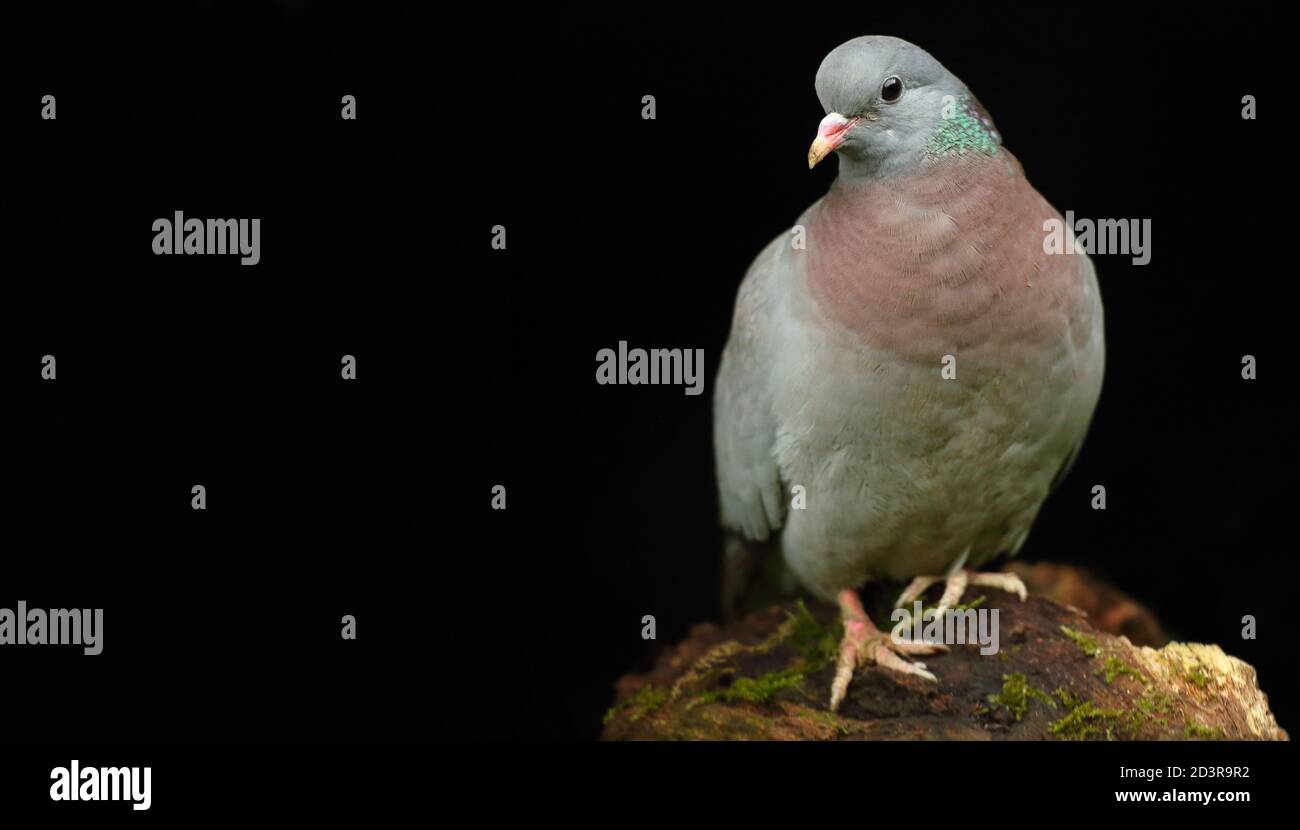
[807,137,833,169]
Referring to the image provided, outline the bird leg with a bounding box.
[829,589,946,712]
[895,569,1028,617]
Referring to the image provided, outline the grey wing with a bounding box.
[713,237,787,545]
[1047,442,1082,494]
[714,343,784,543]
[1015,252,1105,556]
[1049,252,1106,496]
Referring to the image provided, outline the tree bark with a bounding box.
[602,565,1287,741]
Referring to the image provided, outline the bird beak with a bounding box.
[808,112,859,169]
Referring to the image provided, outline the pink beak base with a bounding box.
[808,113,860,168]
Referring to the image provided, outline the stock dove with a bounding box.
[713,36,1105,710]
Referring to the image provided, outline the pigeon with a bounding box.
[713,35,1105,711]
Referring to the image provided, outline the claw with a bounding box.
[969,571,1027,601]
[895,576,938,607]
[898,568,1029,617]
[891,638,948,656]
[933,569,968,617]
[875,646,937,681]
[831,589,944,711]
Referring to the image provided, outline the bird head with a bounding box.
[808,36,997,180]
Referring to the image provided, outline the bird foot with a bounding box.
[895,569,1028,618]
[829,589,946,712]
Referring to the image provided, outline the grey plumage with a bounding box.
[714,36,1104,611]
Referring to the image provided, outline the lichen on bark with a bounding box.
[602,566,1288,741]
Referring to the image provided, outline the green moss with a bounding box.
[1133,689,1174,717]
[752,607,799,655]
[1048,686,1177,740]
[1051,688,1082,709]
[685,601,841,713]
[1127,688,1176,734]
[987,673,1056,721]
[1184,723,1224,741]
[604,684,668,725]
[1185,670,1211,688]
[1060,625,1103,658]
[688,668,806,709]
[1049,701,1124,741]
[1099,656,1148,685]
[783,600,839,671]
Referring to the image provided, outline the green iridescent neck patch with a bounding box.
[927,96,1001,157]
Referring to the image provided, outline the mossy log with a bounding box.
[602,564,1287,741]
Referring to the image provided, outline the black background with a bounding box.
[3,4,511,739]
[508,5,1296,740]
[0,3,1293,752]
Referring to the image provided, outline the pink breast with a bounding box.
[804,153,1087,365]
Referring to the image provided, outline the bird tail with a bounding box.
[721,533,800,621]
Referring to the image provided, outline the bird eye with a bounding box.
[880,76,903,103]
